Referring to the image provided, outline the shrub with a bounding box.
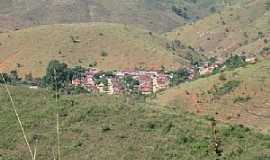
[176,134,194,144]
[170,68,190,86]
[122,76,139,93]
[221,124,250,138]
[172,6,189,19]
[0,73,11,84]
[101,51,108,57]
[214,80,241,96]
[233,96,251,103]
[224,55,246,69]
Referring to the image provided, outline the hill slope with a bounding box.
[0,23,189,77]
[0,0,239,32]
[0,85,269,159]
[165,0,270,58]
[155,60,270,132]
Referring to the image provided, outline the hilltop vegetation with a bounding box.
[0,85,270,160]
[155,60,270,132]
[0,23,191,77]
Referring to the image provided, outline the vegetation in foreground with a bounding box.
[0,85,269,160]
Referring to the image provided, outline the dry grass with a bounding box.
[0,22,187,77]
[165,0,270,58]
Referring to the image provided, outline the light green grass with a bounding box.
[0,85,270,159]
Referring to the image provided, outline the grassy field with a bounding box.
[155,59,270,133]
[165,0,270,58]
[0,85,270,160]
[0,22,189,77]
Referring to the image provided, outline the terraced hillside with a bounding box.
[155,60,270,133]
[166,0,270,58]
[0,0,239,32]
[0,23,190,77]
[0,85,270,160]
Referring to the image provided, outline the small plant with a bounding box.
[101,51,108,57]
[101,125,111,132]
[70,36,80,43]
[233,96,251,103]
[89,61,98,67]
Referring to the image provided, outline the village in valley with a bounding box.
[71,68,171,95]
[70,55,257,95]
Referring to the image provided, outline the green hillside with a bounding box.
[155,59,270,133]
[0,85,269,160]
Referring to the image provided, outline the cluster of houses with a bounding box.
[71,56,257,95]
[71,68,171,95]
[198,56,257,76]
[198,58,225,76]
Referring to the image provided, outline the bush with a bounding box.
[170,68,190,86]
[0,73,11,84]
[224,55,246,69]
[122,76,139,93]
[233,96,251,103]
[214,80,241,96]
[172,6,189,19]
[221,124,250,138]
[101,51,108,57]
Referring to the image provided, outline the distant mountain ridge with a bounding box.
[0,0,239,32]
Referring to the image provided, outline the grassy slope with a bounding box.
[0,23,189,77]
[0,85,269,160]
[165,0,270,58]
[155,60,270,132]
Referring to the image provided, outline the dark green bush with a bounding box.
[214,80,241,96]
[224,55,246,69]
